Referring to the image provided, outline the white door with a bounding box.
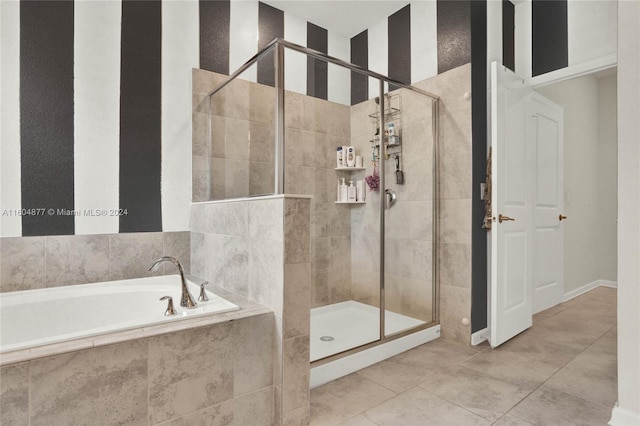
[489,62,565,347]
[529,94,565,313]
[489,62,534,347]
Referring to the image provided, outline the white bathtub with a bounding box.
[0,275,239,354]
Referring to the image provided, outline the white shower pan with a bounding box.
[310,300,440,388]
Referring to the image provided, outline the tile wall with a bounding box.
[0,231,190,293]
[415,64,473,345]
[192,69,276,201]
[283,91,352,308]
[190,195,311,425]
[0,311,275,425]
[192,68,352,310]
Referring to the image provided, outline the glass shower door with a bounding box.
[382,88,435,337]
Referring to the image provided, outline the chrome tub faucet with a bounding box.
[148,256,197,308]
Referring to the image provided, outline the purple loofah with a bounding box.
[365,164,380,192]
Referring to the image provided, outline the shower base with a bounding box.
[310,300,440,388]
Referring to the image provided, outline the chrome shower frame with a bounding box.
[206,38,441,363]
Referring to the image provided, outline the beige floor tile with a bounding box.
[490,414,534,425]
[364,387,491,426]
[394,339,480,367]
[461,349,558,391]
[417,364,531,422]
[357,358,435,394]
[310,373,395,426]
[544,347,618,408]
[509,385,612,426]
[337,414,379,426]
[496,324,590,369]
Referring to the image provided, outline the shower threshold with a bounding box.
[310,300,440,388]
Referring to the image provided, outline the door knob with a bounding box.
[498,214,515,223]
[559,214,568,221]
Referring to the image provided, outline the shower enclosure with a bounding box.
[195,38,439,368]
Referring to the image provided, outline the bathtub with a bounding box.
[0,275,239,354]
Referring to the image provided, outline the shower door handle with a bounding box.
[385,189,397,209]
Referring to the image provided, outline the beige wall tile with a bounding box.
[148,323,233,424]
[249,239,284,315]
[30,340,148,426]
[284,199,310,264]
[224,118,250,161]
[233,387,273,426]
[249,161,276,196]
[283,405,311,426]
[233,314,274,397]
[282,335,310,414]
[109,232,164,281]
[0,362,29,425]
[192,155,210,202]
[248,198,283,242]
[154,400,234,426]
[439,243,471,289]
[193,112,210,158]
[283,263,311,339]
[439,199,472,245]
[0,237,45,292]
[249,121,275,163]
[285,91,303,130]
[250,82,275,124]
[210,115,226,159]
[439,284,471,338]
[163,232,191,275]
[45,234,109,287]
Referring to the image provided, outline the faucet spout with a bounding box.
[148,256,197,309]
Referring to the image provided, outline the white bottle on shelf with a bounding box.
[347,181,356,202]
[339,178,348,202]
[336,147,343,168]
[356,180,365,202]
[346,146,356,167]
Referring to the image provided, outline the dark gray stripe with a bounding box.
[470,0,488,333]
[437,0,471,74]
[199,0,230,74]
[532,0,568,76]
[306,22,328,100]
[258,2,283,87]
[388,5,411,90]
[20,0,75,236]
[119,0,162,233]
[502,0,515,72]
[350,30,368,105]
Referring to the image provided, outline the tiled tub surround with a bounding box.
[190,195,312,425]
[0,293,277,426]
[0,231,190,293]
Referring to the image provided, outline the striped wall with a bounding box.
[1,0,475,238]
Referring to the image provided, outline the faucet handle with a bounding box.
[198,282,210,302]
[160,296,177,316]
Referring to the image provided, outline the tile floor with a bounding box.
[310,287,617,426]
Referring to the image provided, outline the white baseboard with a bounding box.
[471,328,489,346]
[609,403,640,426]
[563,279,618,302]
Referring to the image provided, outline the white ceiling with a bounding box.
[261,0,410,38]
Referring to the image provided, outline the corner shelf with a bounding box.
[335,201,366,204]
[335,167,366,171]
